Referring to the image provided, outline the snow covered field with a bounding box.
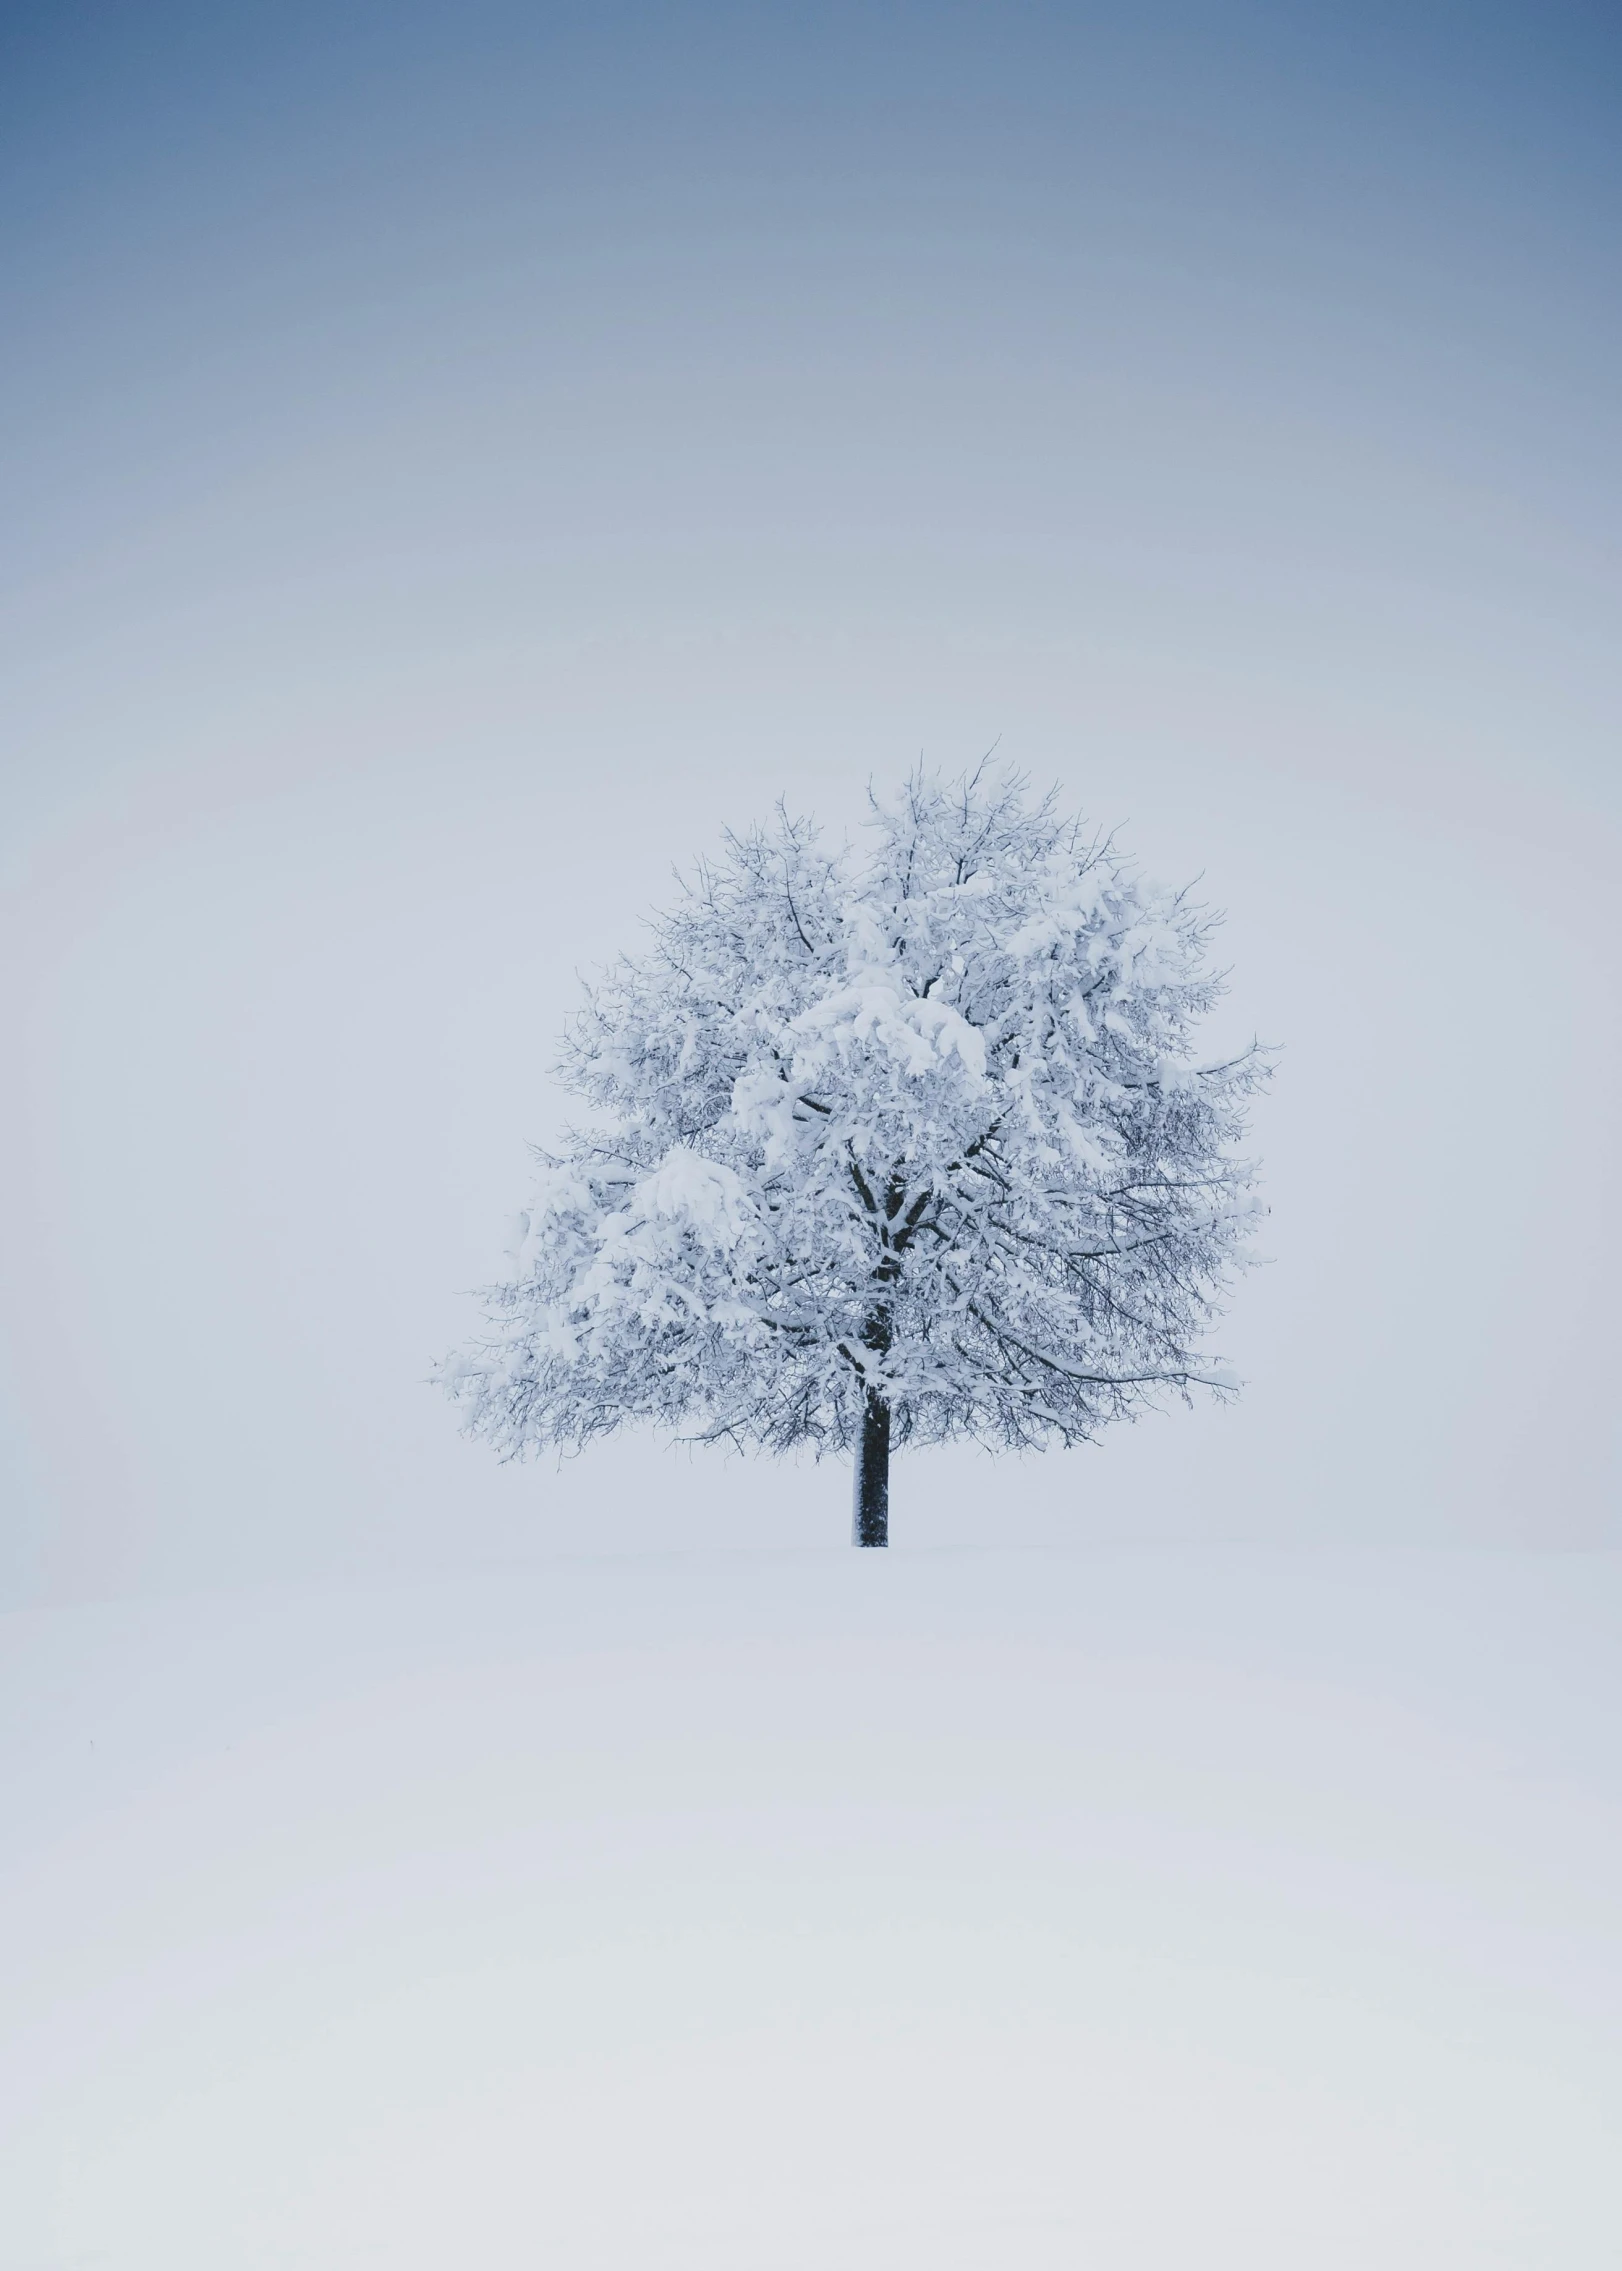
[3,1544,1618,2269]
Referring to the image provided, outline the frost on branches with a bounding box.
[442,768,1268,1545]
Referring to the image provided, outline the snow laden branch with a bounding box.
[441,768,1270,1543]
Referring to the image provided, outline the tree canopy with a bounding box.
[442,767,1267,1541]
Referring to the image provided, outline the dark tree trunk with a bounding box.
[852,1388,890,1547]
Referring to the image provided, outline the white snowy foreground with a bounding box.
[3,1546,1619,2270]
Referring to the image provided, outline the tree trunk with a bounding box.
[852,1388,890,1547]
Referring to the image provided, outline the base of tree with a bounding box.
[852,1392,890,1547]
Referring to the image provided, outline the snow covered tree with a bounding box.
[442,767,1267,1545]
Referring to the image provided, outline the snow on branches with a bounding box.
[443,767,1268,1500]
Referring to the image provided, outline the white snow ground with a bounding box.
[2,1545,1619,2269]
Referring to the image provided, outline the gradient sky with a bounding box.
[2,0,1619,1599]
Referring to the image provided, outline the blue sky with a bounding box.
[1,0,1618,1594]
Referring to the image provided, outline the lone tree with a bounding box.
[443,767,1267,1545]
